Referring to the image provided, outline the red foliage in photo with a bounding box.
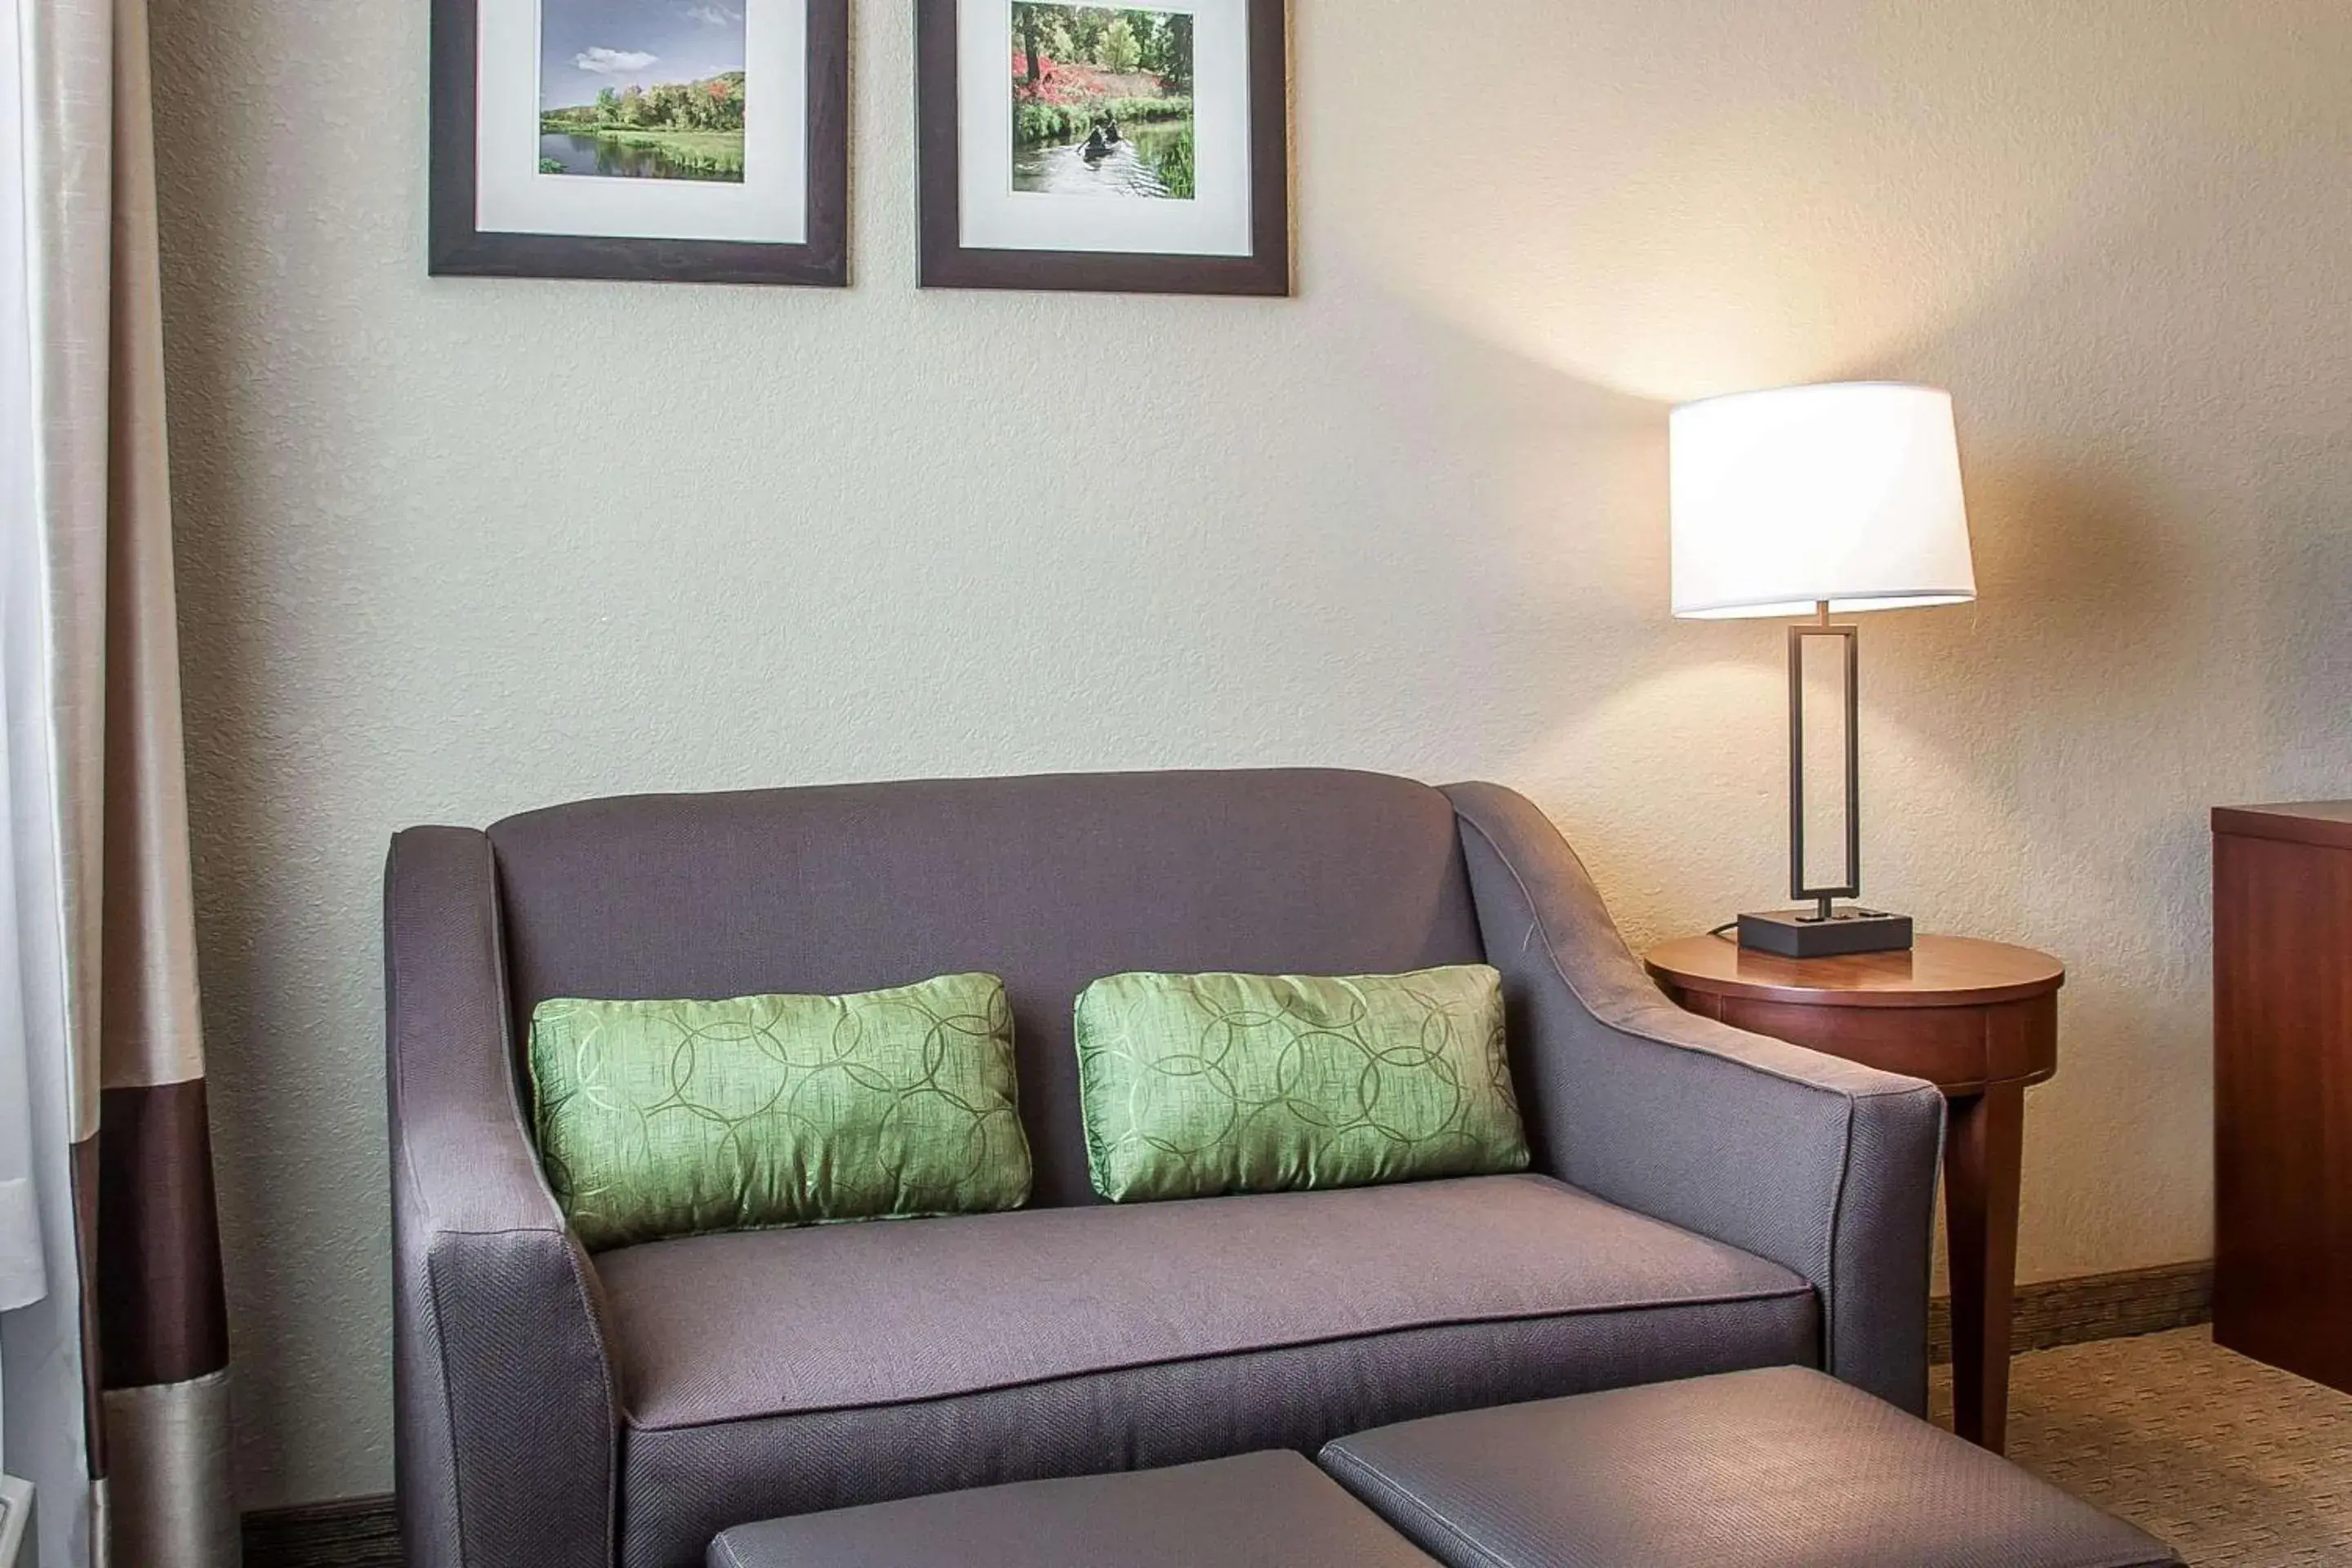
[1012,48,1115,107]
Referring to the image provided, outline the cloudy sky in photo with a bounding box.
[539,0,746,110]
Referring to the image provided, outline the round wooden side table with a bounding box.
[1643,933,2065,1454]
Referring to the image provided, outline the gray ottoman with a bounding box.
[1319,1366,2182,1568]
[707,1451,1438,1567]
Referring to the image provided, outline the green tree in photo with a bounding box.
[1102,16,1141,72]
[1160,14,1192,87]
[1127,11,1184,77]
[1133,14,1168,75]
[540,69,749,179]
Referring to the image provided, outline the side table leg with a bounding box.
[1944,1080,2026,1452]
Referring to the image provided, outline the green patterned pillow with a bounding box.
[1074,965,1529,1203]
[528,974,1031,1250]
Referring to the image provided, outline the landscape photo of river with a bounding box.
[537,0,747,182]
[1011,4,1195,201]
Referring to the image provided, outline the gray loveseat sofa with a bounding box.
[386,769,1944,1568]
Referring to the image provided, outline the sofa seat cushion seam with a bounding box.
[1321,1447,1517,1568]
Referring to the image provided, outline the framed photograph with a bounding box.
[916,0,1290,296]
[430,0,849,285]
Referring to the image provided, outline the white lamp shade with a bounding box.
[1669,382,1976,620]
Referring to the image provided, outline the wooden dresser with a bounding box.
[2212,801,2352,1393]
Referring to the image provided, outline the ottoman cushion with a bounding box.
[1319,1366,2180,1568]
[709,1450,1440,1568]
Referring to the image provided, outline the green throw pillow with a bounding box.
[1074,965,1530,1203]
[528,973,1031,1250]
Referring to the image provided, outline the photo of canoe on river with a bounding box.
[1011,4,1195,200]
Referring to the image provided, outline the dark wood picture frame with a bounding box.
[430,0,850,285]
[915,0,1290,295]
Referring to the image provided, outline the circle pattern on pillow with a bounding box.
[529,973,1031,1250]
[1075,965,1529,1202]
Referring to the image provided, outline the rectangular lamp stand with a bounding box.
[1742,604,1916,958]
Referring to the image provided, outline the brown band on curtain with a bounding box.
[96,1079,230,1390]
[71,1132,107,1478]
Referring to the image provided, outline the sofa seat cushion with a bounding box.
[596,1172,1812,1431]
[600,1174,1823,1566]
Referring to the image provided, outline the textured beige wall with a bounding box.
[149,0,2352,1509]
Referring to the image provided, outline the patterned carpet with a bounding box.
[1930,1328,2352,1566]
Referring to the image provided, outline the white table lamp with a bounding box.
[1668,381,1976,957]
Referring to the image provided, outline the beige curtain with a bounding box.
[21,0,233,1561]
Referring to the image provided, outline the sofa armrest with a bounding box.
[1442,783,1945,1414]
[386,826,617,1567]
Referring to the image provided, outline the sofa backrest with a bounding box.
[484,768,1486,1206]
